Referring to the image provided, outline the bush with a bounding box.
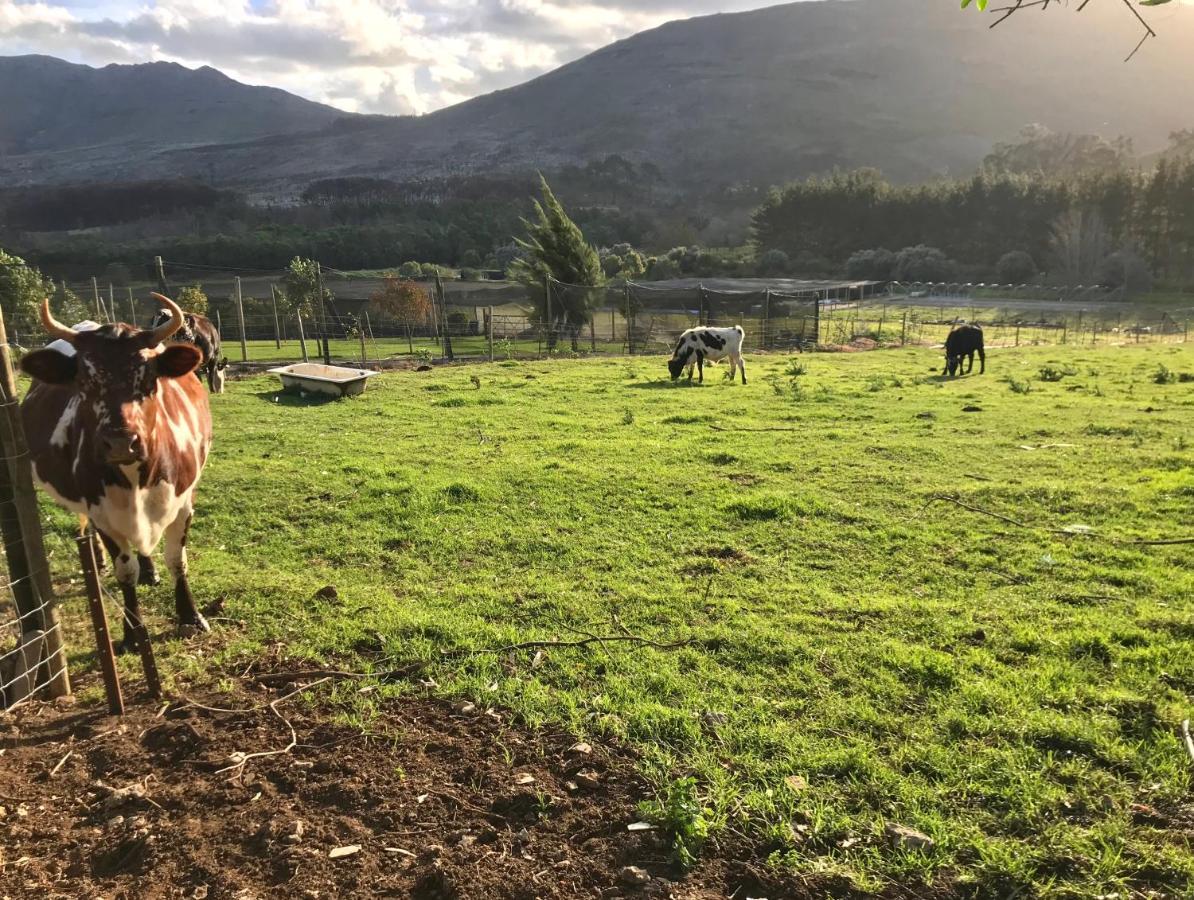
[894,245,956,282]
[1097,249,1153,296]
[846,248,896,280]
[397,261,423,279]
[757,248,790,276]
[458,268,481,282]
[996,250,1038,284]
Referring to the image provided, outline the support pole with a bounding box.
[358,317,368,367]
[269,285,282,349]
[234,276,248,362]
[544,274,553,350]
[487,305,495,362]
[296,314,309,362]
[78,529,123,715]
[128,287,137,327]
[0,306,69,699]
[763,289,771,351]
[153,256,169,296]
[91,277,103,321]
[316,264,331,365]
[108,284,116,324]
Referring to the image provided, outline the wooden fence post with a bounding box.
[296,314,309,362]
[234,276,248,362]
[487,306,495,362]
[127,287,137,327]
[901,311,908,346]
[77,529,123,715]
[1015,323,1021,347]
[269,285,282,349]
[763,289,771,350]
[625,285,633,355]
[358,318,368,367]
[0,306,69,699]
[91,277,104,321]
[544,274,553,350]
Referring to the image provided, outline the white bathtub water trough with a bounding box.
[268,363,378,398]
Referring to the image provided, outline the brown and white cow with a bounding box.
[20,294,213,652]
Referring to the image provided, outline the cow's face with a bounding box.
[21,296,200,465]
[668,344,692,380]
[944,355,960,377]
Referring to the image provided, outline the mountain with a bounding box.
[3,0,1193,194]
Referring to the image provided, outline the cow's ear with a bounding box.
[154,344,202,378]
[20,349,77,385]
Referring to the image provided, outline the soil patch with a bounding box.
[0,670,818,899]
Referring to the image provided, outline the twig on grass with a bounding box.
[922,495,1194,546]
[251,664,425,686]
[214,677,330,778]
[710,424,801,433]
[441,634,692,658]
[48,748,73,778]
[1182,720,1194,766]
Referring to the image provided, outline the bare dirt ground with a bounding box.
[0,667,832,900]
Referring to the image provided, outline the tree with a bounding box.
[370,275,433,324]
[995,250,1038,284]
[962,0,1172,61]
[893,245,956,282]
[600,244,647,280]
[281,257,332,316]
[509,175,604,350]
[1049,210,1110,283]
[757,249,790,276]
[1097,248,1153,295]
[0,248,52,336]
[176,284,209,316]
[397,261,423,279]
[846,248,896,280]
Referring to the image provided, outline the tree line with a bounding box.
[751,159,1194,286]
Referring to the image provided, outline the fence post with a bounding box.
[544,274,553,351]
[436,272,454,361]
[269,285,282,350]
[78,528,123,716]
[698,284,707,326]
[625,285,633,355]
[1015,323,1021,347]
[901,311,908,346]
[358,317,368,367]
[154,255,169,296]
[127,287,137,327]
[813,297,821,345]
[215,309,222,339]
[296,314,309,362]
[763,289,771,350]
[234,276,248,362]
[91,276,103,321]
[0,306,69,699]
[487,306,495,362]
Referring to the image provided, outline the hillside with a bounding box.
[2,0,1193,193]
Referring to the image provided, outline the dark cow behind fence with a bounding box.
[943,324,985,377]
[149,307,227,393]
[20,294,214,652]
[668,326,747,384]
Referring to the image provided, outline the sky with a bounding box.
[0,0,777,115]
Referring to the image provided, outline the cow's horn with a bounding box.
[148,293,184,344]
[40,298,78,343]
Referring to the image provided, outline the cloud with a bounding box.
[0,0,771,114]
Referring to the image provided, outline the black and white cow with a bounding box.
[149,308,227,393]
[668,326,747,384]
[943,324,985,377]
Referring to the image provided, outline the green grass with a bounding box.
[45,343,1194,897]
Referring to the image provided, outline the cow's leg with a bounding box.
[737,354,747,384]
[966,351,974,374]
[977,347,986,375]
[697,352,705,384]
[138,553,160,586]
[96,531,142,654]
[164,506,208,634]
[687,362,695,382]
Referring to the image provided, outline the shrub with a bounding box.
[846,248,896,280]
[894,245,956,282]
[1153,364,1177,385]
[1097,249,1153,295]
[996,250,1038,284]
[757,249,790,276]
[1006,377,1033,394]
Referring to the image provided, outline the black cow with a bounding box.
[943,324,985,377]
[149,308,227,393]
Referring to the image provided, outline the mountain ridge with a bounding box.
[3,0,1193,193]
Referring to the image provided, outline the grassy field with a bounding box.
[47,343,1194,897]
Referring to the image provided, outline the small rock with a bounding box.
[701,710,728,727]
[573,770,600,790]
[962,405,983,412]
[284,821,305,844]
[453,700,478,716]
[884,823,934,851]
[192,886,209,900]
[513,828,532,846]
[424,843,444,858]
[620,865,651,886]
[568,742,593,756]
[626,821,656,832]
[416,364,433,372]
[313,585,338,602]
[783,775,807,792]
[514,772,536,785]
[328,844,361,859]
[106,815,125,829]
[915,411,935,420]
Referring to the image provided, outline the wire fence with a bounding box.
[6,265,1189,368]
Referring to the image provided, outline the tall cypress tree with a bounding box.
[510,175,603,350]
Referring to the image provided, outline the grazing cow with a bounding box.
[943,324,985,377]
[20,295,213,652]
[668,326,747,384]
[149,307,227,393]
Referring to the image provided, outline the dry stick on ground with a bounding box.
[214,677,331,777]
[441,634,693,658]
[251,665,425,687]
[1182,720,1194,766]
[710,424,801,433]
[923,495,1194,546]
